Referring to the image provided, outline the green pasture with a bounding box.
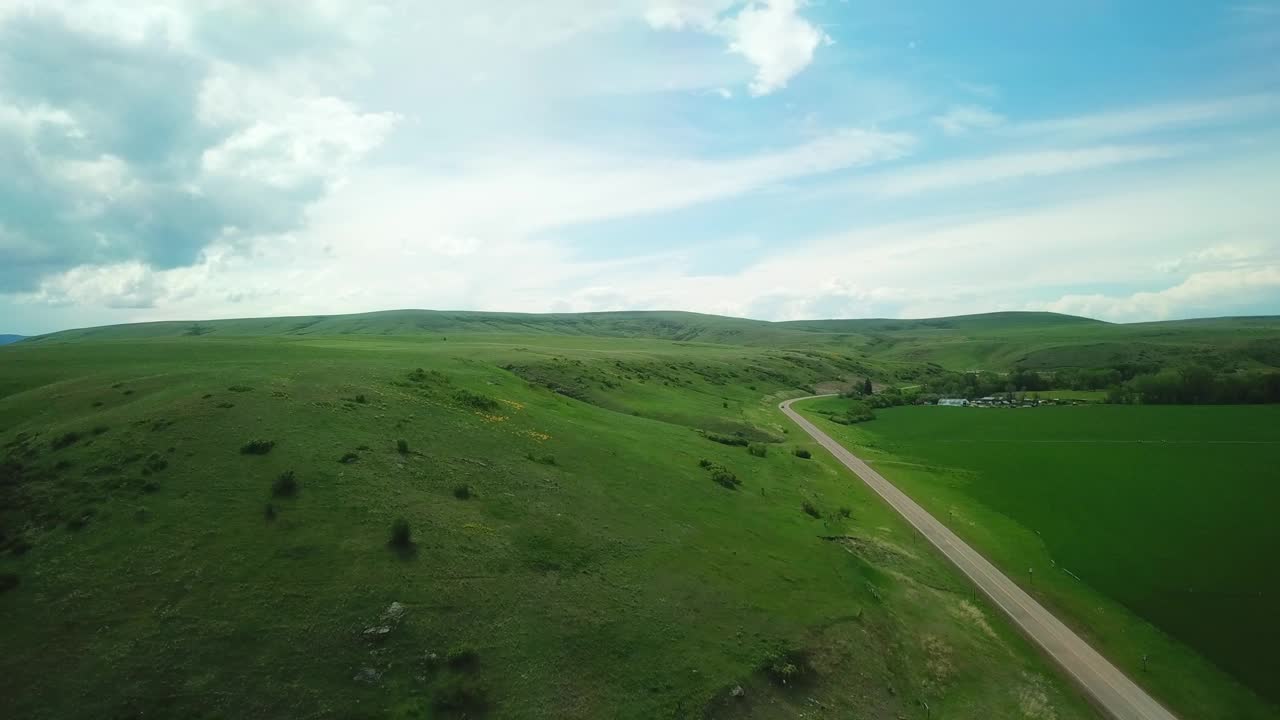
[800,399,1280,719]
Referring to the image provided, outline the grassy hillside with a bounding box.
[799,399,1280,720]
[26,309,1280,375]
[0,335,1098,720]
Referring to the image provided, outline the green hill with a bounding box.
[0,333,1099,720]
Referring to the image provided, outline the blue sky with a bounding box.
[0,0,1278,335]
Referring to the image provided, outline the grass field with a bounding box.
[799,399,1280,719]
[0,335,1099,720]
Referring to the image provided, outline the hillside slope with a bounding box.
[0,335,1098,719]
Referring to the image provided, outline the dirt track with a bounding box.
[780,396,1178,720]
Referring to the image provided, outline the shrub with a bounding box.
[838,506,852,519]
[802,500,821,519]
[240,439,276,455]
[92,425,109,436]
[340,452,360,464]
[705,433,749,447]
[748,443,768,458]
[216,402,235,409]
[264,503,277,521]
[228,385,253,393]
[525,452,557,466]
[710,469,739,489]
[354,394,368,404]
[453,389,499,410]
[273,470,298,498]
[453,485,473,500]
[699,460,740,490]
[50,431,82,450]
[397,438,410,454]
[91,400,104,407]
[446,647,481,672]
[0,572,18,594]
[793,447,812,459]
[761,649,815,688]
[141,479,161,493]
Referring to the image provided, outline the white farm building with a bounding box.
[937,398,969,407]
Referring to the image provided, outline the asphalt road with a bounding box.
[780,396,1179,720]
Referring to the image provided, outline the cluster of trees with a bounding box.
[909,364,1280,405]
[1108,367,1280,405]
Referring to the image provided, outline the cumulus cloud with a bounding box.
[647,0,831,96]
[0,5,397,291]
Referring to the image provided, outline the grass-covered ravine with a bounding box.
[799,397,1280,720]
[0,335,1097,720]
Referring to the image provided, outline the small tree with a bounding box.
[863,377,873,395]
[397,439,409,454]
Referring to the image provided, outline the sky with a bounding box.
[1,1,1278,335]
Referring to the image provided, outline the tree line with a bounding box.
[912,366,1280,405]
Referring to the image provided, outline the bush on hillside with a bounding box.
[339,452,360,464]
[761,649,816,688]
[50,431,82,450]
[698,460,740,490]
[453,484,472,500]
[397,439,409,454]
[272,470,298,498]
[705,433,749,447]
[748,443,768,458]
[793,447,812,459]
[801,500,821,519]
[240,439,276,455]
[454,389,499,410]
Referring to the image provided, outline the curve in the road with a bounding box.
[780,396,1178,720]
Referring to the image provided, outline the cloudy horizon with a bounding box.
[2,1,1279,336]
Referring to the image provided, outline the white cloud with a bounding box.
[200,95,399,189]
[1017,93,1280,140]
[647,0,831,96]
[724,0,831,96]
[864,144,1182,196]
[933,104,1005,135]
[644,0,736,30]
[1043,266,1280,322]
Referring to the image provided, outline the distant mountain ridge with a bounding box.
[0,334,24,346]
[17,309,1280,373]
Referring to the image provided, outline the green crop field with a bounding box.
[0,333,1098,720]
[799,399,1280,719]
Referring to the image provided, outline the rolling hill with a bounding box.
[22,309,1280,374]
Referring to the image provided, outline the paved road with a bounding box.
[780,396,1178,720]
